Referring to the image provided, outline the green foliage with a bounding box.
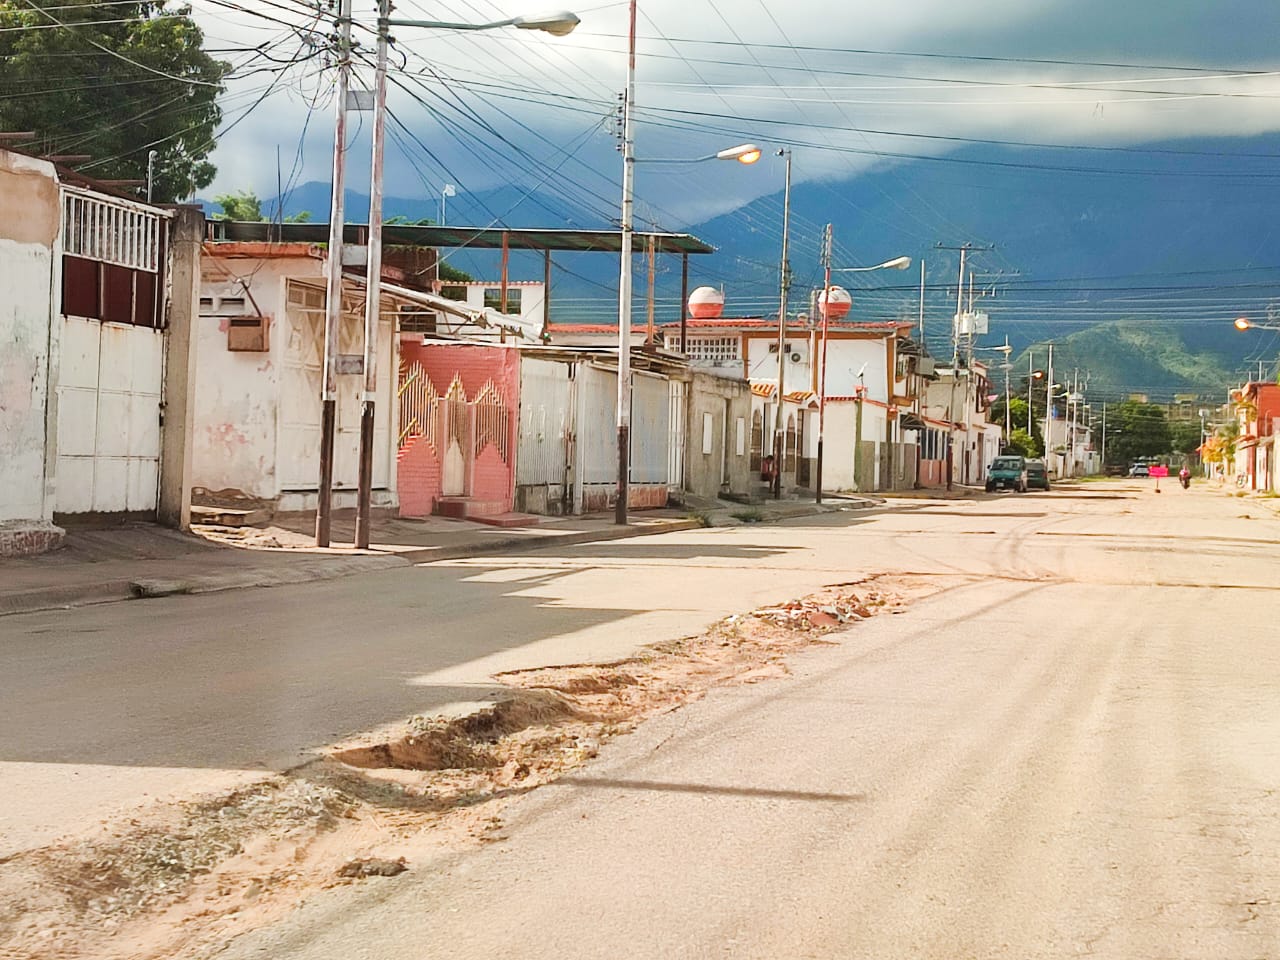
[1106,401,1172,465]
[1169,420,1202,455]
[285,210,312,223]
[1005,428,1041,458]
[439,261,473,283]
[0,1,228,201]
[212,189,262,222]
[990,395,1045,456]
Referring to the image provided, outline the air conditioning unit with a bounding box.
[917,357,936,376]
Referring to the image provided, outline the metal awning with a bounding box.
[206,220,716,255]
[291,275,542,342]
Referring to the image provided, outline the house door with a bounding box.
[441,381,469,497]
[721,399,731,486]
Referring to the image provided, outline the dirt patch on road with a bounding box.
[0,574,947,960]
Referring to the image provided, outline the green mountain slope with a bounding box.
[1010,320,1244,400]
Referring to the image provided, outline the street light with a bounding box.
[814,252,912,502]
[386,10,581,33]
[317,2,580,548]
[831,256,912,274]
[638,143,762,164]
[1233,315,1280,331]
[631,143,762,362]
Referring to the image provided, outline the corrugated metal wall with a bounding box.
[578,363,618,485]
[516,358,573,513]
[630,371,670,484]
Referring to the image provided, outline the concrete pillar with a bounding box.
[157,206,204,530]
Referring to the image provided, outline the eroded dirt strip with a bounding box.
[0,575,956,960]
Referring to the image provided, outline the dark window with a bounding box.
[483,288,521,314]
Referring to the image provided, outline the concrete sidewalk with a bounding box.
[0,498,861,617]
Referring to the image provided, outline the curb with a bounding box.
[2,518,704,616]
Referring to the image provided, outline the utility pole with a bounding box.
[1028,349,1034,442]
[1101,401,1108,472]
[316,0,353,547]
[354,0,390,550]
[918,259,926,342]
[815,223,832,503]
[772,149,793,499]
[614,0,637,525]
[1046,343,1055,478]
[146,150,158,203]
[1003,336,1012,442]
[935,243,994,490]
[943,246,965,491]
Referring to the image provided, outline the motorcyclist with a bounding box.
[1178,465,1191,488]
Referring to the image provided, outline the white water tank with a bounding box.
[819,285,852,321]
[688,286,725,319]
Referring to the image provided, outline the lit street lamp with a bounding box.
[316,2,580,548]
[1233,316,1280,332]
[629,142,762,366]
[638,143,762,164]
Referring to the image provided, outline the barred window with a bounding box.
[680,336,739,362]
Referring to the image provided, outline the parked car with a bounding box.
[1025,460,1051,491]
[1129,463,1150,478]
[985,455,1028,492]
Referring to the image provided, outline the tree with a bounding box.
[1107,401,1172,466]
[0,1,228,201]
[1006,427,1042,458]
[989,395,1044,456]
[211,189,311,222]
[1169,420,1202,456]
[212,190,262,222]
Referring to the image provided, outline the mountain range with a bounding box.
[202,132,1280,399]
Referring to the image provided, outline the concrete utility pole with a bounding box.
[815,223,833,504]
[1028,349,1035,440]
[772,149,793,499]
[935,242,994,489]
[945,248,965,490]
[354,0,391,550]
[1046,343,1055,477]
[614,0,637,525]
[316,0,354,548]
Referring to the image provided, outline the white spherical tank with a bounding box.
[819,285,852,321]
[688,286,725,319]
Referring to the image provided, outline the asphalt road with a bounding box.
[199,482,1280,960]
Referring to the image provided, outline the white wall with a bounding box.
[448,281,545,334]
[0,152,58,523]
[193,259,398,507]
[193,264,288,499]
[745,333,812,394]
[822,338,891,400]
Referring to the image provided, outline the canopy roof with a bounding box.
[207,220,715,255]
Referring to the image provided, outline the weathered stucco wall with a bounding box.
[684,372,752,500]
[0,151,58,524]
[192,262,287,500]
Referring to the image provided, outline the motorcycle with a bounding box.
[1178,471,1191,490]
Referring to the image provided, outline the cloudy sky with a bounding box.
[192,0,1280,231]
